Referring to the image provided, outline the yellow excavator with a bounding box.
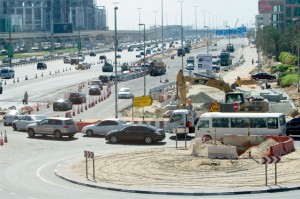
[177,69,269,112]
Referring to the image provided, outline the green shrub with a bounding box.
[280,73,298,87]
[271,64,292,73]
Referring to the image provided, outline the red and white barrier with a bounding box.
[158,94,176,103]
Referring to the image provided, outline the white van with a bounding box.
[196,112,286,141]
[0,67,15,79]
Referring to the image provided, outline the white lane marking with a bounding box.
[36,156,89,192]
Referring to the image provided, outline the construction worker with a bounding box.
[236,76,241,87]
[23,91,28,104]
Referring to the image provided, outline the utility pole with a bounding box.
[194,6,198,48]
[114,5,119,118]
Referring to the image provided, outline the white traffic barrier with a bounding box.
[208,145,238,159]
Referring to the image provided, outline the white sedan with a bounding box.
[186,63,195,70]
[12,115,46,131]
[118,87,134,99]
[82,119,131,136]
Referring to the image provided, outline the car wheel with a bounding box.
[110,136,118,143]
[144,136,153,144]
[28,129,35,138]
[12,123,17,131]
[54,130,62,139]
[68,134,75,138]
[86,130,94,137]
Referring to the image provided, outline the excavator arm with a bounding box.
[184,73,233,93]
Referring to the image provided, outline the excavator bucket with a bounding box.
[177,70,186,108]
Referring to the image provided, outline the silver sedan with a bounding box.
[82,119,130,136]
[12,115,46,131]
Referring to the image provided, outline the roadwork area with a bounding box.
[65,145,300,191]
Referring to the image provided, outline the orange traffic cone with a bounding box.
[77,105,80,114]
[98,96,101,102]
[4,130,7,143]
[85,103,88,110]
[72,108,75,116]
[88,100,91,108]
[0,132,3,146]
[36,103,39,111]
[81,105,83,112]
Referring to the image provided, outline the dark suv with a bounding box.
[68,92,86,104]
[37,62,47,69]
[286,118,300,136]
[177,48,185,56]
[99,75,109,84]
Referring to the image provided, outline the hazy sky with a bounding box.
[96,0,259,30]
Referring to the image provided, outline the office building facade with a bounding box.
[0,0,107,32]
[269,0,300,30]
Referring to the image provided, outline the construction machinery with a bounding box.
[168,70,269,134]
[148,60,166,76]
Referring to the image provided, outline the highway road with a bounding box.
[2,38,299,199]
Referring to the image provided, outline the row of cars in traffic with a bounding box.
[3,110,165,144]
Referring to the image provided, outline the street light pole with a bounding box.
[139,24,146,96]
[204,26,209,54]
[179,1,184,71]
[137,8,142,42]
[226,25,231,45]
[114,6,118,118]
[161,0,164,55]
[154,11,158,43]
[194,6,198,49]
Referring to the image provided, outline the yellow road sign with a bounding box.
[133,96,153,107]
[209,101,220,112]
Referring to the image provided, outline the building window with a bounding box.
[286,7,291,17]
[295,7,300,16]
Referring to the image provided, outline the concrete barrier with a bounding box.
[208,145,238,159]
[77,121,97,132]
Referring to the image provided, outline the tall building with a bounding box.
[269,0,300,30]
[256,0,272,29]
[0,0,106,32]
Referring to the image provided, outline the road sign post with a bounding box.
[262,156,281,186]
[233,101,239,112]
[84,150,95,181]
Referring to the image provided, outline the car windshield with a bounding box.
[120,88,130,92]
[33,115,47,120]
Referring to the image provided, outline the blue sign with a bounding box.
[216,26,246,36]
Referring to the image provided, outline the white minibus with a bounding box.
[0,67,15,79]
[195,112,286,141]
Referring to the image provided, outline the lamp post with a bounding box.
[161,0,164,56]
[139,23,146,121]
[194,6,198,48]
[114,6,118,118]
[139,24,146,96]
[226,25,231,45]
[293,18,300,92]
[137,8,142,42]
[204,26,209,54]
[154,11,158,43]
[179,1,184,71]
